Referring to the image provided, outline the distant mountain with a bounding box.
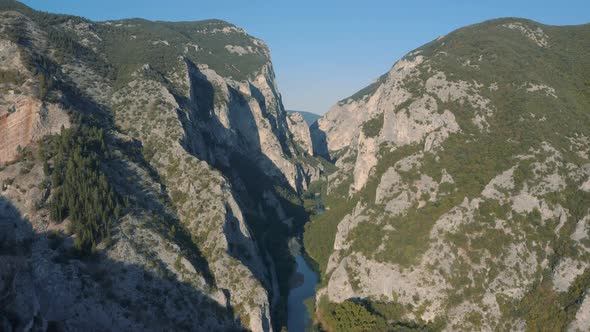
[287,110,321,126]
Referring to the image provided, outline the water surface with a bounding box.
[287,253,319,332]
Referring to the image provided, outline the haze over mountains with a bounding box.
[0,1,589,332]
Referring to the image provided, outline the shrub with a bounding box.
[362,113,384,138]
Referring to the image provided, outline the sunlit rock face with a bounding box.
[305,18,590,331]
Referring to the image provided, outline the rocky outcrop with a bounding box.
[177,60,311,192]
[315,52,464,192]
[0,98,69,164]
[0,28,69,164]
[287,112,313,155]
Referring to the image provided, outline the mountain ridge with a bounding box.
[305,17,590,331]
[0,2,321,331]
[1,3,590,331]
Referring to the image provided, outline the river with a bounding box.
[287,246,319,332]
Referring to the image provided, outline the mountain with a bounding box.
[0,2,320,331]
[2,2,589,331]
[286,111,322,156]
[286,111,321,155]
[305,18,590,331]
[287,110,321,126]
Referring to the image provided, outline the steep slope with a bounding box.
[0,2,317,331]
[287,112,314,155]
[305,18,590,331]
[287,110,322,155]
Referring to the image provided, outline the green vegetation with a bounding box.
[316,297,445,332]
[324,300,381,331]
[0,1,269,87]
[43,125,122,254]
[304,171,355,277]
[96,18,268,85]
[0,1,111,77]
[0,69,25,86]
[351,201,453,267]
[361,112,384,138]
[493,269,590,331]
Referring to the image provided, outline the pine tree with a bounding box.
[45,125,123,254]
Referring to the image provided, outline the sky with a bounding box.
[21,0,590,114]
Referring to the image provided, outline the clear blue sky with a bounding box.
[21,0,590,114]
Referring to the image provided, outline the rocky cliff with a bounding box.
[0,2,316,331]
[0,27,70,164]
[287,112,314,155]
[305,18,590,331]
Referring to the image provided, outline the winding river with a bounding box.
[287,248,319,332]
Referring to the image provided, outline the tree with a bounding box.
[45,125,122,254]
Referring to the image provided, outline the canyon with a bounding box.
[1,2,590,332]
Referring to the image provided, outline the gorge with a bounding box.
[1,1,590,332]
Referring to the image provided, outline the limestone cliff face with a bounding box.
[177,60,312,192]
[313,84,380,156]
[314,53,461,193]
[110,74,277,332]
[287,112,313,155]
[0,3,315,332]
[0,29,69,164]
[0,98,70,163]
[306,18,590,331]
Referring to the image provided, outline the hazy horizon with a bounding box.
[21,0,590,115]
